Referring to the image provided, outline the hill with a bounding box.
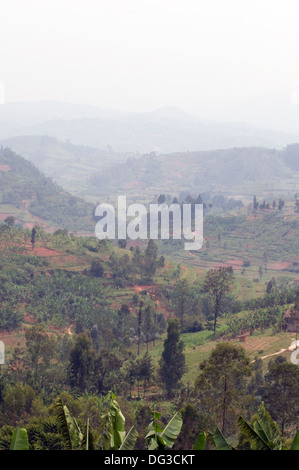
[0,135,133,196]
[0,147,95,232]
[1,102,299,154]
[89,146,299,198]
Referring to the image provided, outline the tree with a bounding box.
[117,304,130,338]
[67,334,94,392]
[143,239,158,279]
[194,343,252,435]
[278,199,285,211]
[266,277,276,295]
[159,319,186,396]
[203,267,235,334]
[90,259,104,277]
[143,305,154,352]
[262,360,299,435]
[137,301,143,355]
[118,239,127,249]
[3,384,36,426]
[170,279,190,331]
[258,266,263,278]
[25,324,56,387]
[158,256,165,268]
[135,352,154,397]
[93,350,122,395]
[132,246,142,274]
[158,194,166,204]
[4,216,15,227]
[31,227,37,250]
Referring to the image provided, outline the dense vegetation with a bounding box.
[0,144,298,451]
[0,222,298,450]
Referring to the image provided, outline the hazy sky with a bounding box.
[1,0,299,129]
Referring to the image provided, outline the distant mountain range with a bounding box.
[1,101,299,154]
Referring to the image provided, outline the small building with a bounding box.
[284,309,299,333]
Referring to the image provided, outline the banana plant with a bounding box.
[192,431,207,450]
[212,428,235,450]
[193,403,299,451]
[119,426,139,450]
[145,410,183,450]
[98,392,139,450]
[238,402,283,450]
[10,427,29,450]
[193,428,235,450]
[290,431,299,451]
[56,399,84,450]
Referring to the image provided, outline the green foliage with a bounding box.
[55,399,83,450]
[203,266,235,334]
[10,427,29,450]
[192,431,207,450]
[195,343,252,435]
[211,427,234,450]
[238,403,283,450]
[145,411,183,450]
[159,319,186,395]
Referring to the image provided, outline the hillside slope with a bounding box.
[0,135,133,195]
[0,147,95,232]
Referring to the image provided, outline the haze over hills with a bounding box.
[1,135,299,203]
[1,101,299,154]
[0,135,132,196]
[1,101,299,205]
[89,146,299,200]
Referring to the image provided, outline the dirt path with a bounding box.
[251,348,288,363]
[260,349,287,360]
[67,325,73,336]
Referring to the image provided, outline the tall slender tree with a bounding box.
[159,319,186,396]
[203,267,235,334]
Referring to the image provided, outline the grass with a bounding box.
[137,323,296,387]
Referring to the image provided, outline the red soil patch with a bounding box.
[123,180,144,190]
[268,261,292,270]
[24,314,38,324]
[133,285,155,293]
[225,259,244,266]
[0,165,10,171]
[0,214,18,221]
[33,247,62,257]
